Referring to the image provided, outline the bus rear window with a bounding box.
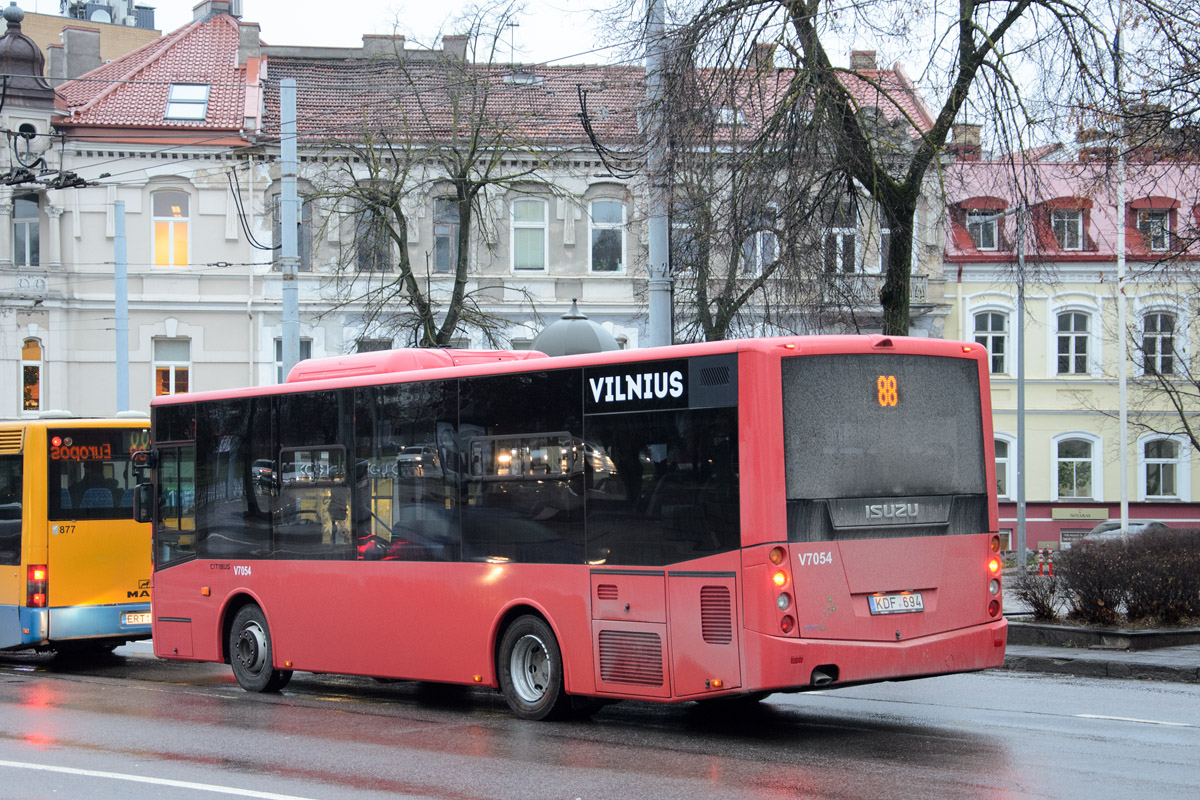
[47,428,149,520]
[782,355,986,500]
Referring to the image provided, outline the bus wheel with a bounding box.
[498,615,569,721]
[229,605,293,693]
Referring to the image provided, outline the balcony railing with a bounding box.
[823,273,929,306]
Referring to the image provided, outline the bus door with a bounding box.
[46,428,152,637]
[0,435,24,647]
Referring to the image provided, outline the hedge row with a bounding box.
[1009,528,1200,626]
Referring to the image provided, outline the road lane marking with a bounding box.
[0,759,318,799]
[1076,714,1195,728]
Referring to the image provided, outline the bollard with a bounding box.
[1048,549,1054,578]
[1038,549,1044,576]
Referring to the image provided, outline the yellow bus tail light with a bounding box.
[27,564,48,608]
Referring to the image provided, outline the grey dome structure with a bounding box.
[531,299,620,356]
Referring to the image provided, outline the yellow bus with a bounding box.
[0,414,152,653]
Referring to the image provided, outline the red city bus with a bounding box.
[142,336,1005,719]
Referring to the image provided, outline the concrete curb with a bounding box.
[1002,644,1200,683]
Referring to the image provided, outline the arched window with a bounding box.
[21,338,42,413]
[152,190,190,267]
[1139,435,1190,501]
[974,311,1008,374]
[1142,312,1175,375]
[1053,434,1101,501]
[1057,312,1090,374]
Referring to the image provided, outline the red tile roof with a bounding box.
[57,13,248,133]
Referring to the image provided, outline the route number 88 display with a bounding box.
[876,375,898,407]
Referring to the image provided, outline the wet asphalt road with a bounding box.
[0,644,1196,799]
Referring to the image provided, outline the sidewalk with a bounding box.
[1002,642,1200,683]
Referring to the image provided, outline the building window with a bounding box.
[275,338,312,383]
[1143,438,1180,499]
[1057,312,1090,374]
[154,339,190,396]
[1139,435,1189,501]
[434,198,461,273]
[152,190,189,267]
[165,84,210,120]
[356,339,392,353]
[355,205,390,271]
[995,437,1012,499]
[740,207,778,274]
[1142,312,1175,375]
[1055,437,1095,500]
[511,198,546,271]
[824,197,857,273]
[1051,209,1083,250]
[13,193,38,267]
[589,200,625,272]
[21,338,41,413]
[1137,209,1169,251]
[877,226,891,272]
[966,210,997,250]
[974,311,1008,374]
[271,195,312,272]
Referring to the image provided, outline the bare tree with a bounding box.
[629,0,1200,335]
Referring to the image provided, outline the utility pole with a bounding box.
[114,200,129,412]
[280,78,301,379]
[645,0,671,347]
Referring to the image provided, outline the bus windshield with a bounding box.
[47,427,150,520]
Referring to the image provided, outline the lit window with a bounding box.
[154,339,190,396]
[1057,312,1089,374]
[1137,210,1169,251]
[974,312,1008,374]
[21,338,42,413]
[966,211,997,250]
[434,198,461,273]
[511,199,546,271]
[165,84,210,121]
[589,200,625,272]
[1142,312,1175,375]
[1051,209,1083,250]
[152,190,189,267]
[275,338,312,383]
[1056,438,1094,500]
[13,193,38,267]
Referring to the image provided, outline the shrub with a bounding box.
[1008,571,1067,621]
[1055,528,1200,627]
[1055,539,1127,626]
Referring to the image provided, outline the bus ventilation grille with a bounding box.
[698,366,731,387]
[700,586,733,644]
[598,630,663,685]
[596,584,618,600]
[0,430,23,454]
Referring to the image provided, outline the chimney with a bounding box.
[442,35,468,62]
[193,1,239,21]
[849,50,877,71]
[950,123,982,161]
[237,21,259,66]
[749,42,775,71]
[62,26,102,81]
[363,35,405,58]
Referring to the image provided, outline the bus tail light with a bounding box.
[988,599,1001,617]
[27,565,48,608]
[780,615,795,634]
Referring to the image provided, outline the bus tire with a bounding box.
[498,615,569,721]
[229,604,293,693]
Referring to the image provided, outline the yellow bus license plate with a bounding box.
[123,612,151,625]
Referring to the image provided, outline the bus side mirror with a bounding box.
[132,483,153,524]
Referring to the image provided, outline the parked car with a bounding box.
[1081,519,1169,543]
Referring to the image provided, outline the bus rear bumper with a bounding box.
[743,619,1008,691]
[29,604,152,646]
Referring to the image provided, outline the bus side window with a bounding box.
[0,453,21,565]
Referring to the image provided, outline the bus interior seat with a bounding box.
[81,488,115,508]
[60,488,72,509]
[120,488,134,508]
